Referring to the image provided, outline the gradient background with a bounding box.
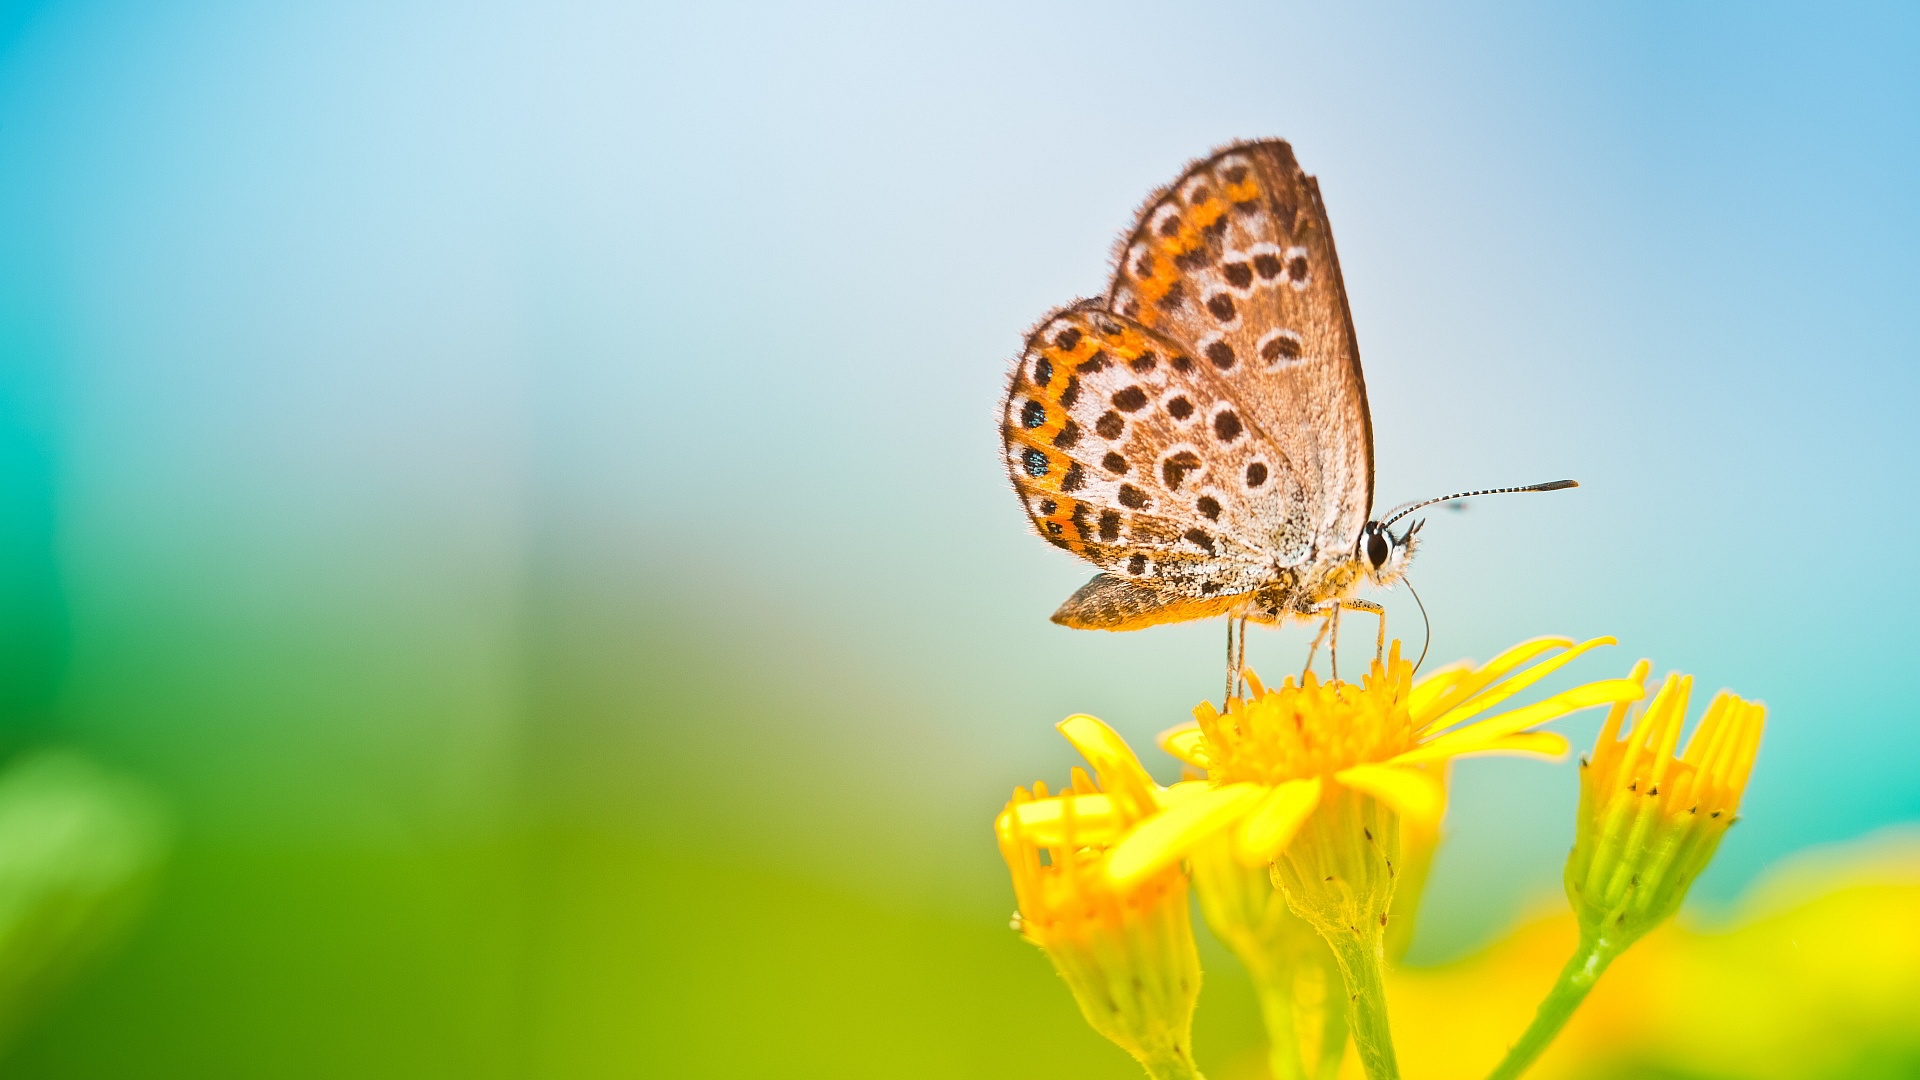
[0,1,1916,1076]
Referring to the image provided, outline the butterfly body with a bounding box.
[1002,140,1416,633]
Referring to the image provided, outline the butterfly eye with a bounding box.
[1365,527,1391,569]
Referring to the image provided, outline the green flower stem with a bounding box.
[1484,934,1620,1080]
[1305,946,1350,1080]
[1323,928,1399,1080]
[1137,1046,1206,1080]
[1247,961,1307,1080]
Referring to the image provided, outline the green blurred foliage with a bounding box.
[0,752,162,1054]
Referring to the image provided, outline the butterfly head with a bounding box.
[1358,518,1421,586]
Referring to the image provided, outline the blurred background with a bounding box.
[0,1,1917,1076]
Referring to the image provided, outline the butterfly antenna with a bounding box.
[1404,577,1432,675]
[1379,480,1579,529]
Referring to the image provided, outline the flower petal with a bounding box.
[1435,730,1571,761]
[1419,636,1616,736]
[1406,661,1473,716]
[1105,783,1266,889]
[1158,723,1211,770]
[1155,779,1213,807]
[1395,678,1645,766]
[1233,777,1322,862]
[1006,792,1123,846]
[1335,764,1445,826]
[1409,637,1571,727]
[1057,714,1159,820]
[1590,659,1652,773]
[1646,675,1693,788]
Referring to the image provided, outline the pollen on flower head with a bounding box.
[1195,650,1419,786]
[1116,636,1642,891]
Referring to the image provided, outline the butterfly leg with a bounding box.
[1328,604,1344,682]
[1339,598,1387,664]
[1233,615,1249,700]
[1223,618,1237,709]
[1302,611,1333,681]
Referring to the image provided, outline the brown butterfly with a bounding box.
[1000,139,1571,680]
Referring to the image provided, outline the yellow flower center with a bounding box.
[1198,655,1417,785]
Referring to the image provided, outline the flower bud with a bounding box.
[1565,665,1764,948]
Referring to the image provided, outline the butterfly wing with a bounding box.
[1107,139,1374,567]
[1047,570,1246,630]
[1002,304,1280,622]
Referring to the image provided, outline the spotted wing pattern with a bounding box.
[1004,299,1329,615]
[1107,140,1374,564]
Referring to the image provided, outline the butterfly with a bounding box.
[1000,139,1571,679]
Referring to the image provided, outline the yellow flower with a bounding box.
[1565,664,1765,947]
[1100,637,1644,1080]
[1107,637,1644,891]
[996,716,1206,1080]
[1480,668,1765,1080]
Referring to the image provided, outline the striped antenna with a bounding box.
[1378,480,1579,529]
